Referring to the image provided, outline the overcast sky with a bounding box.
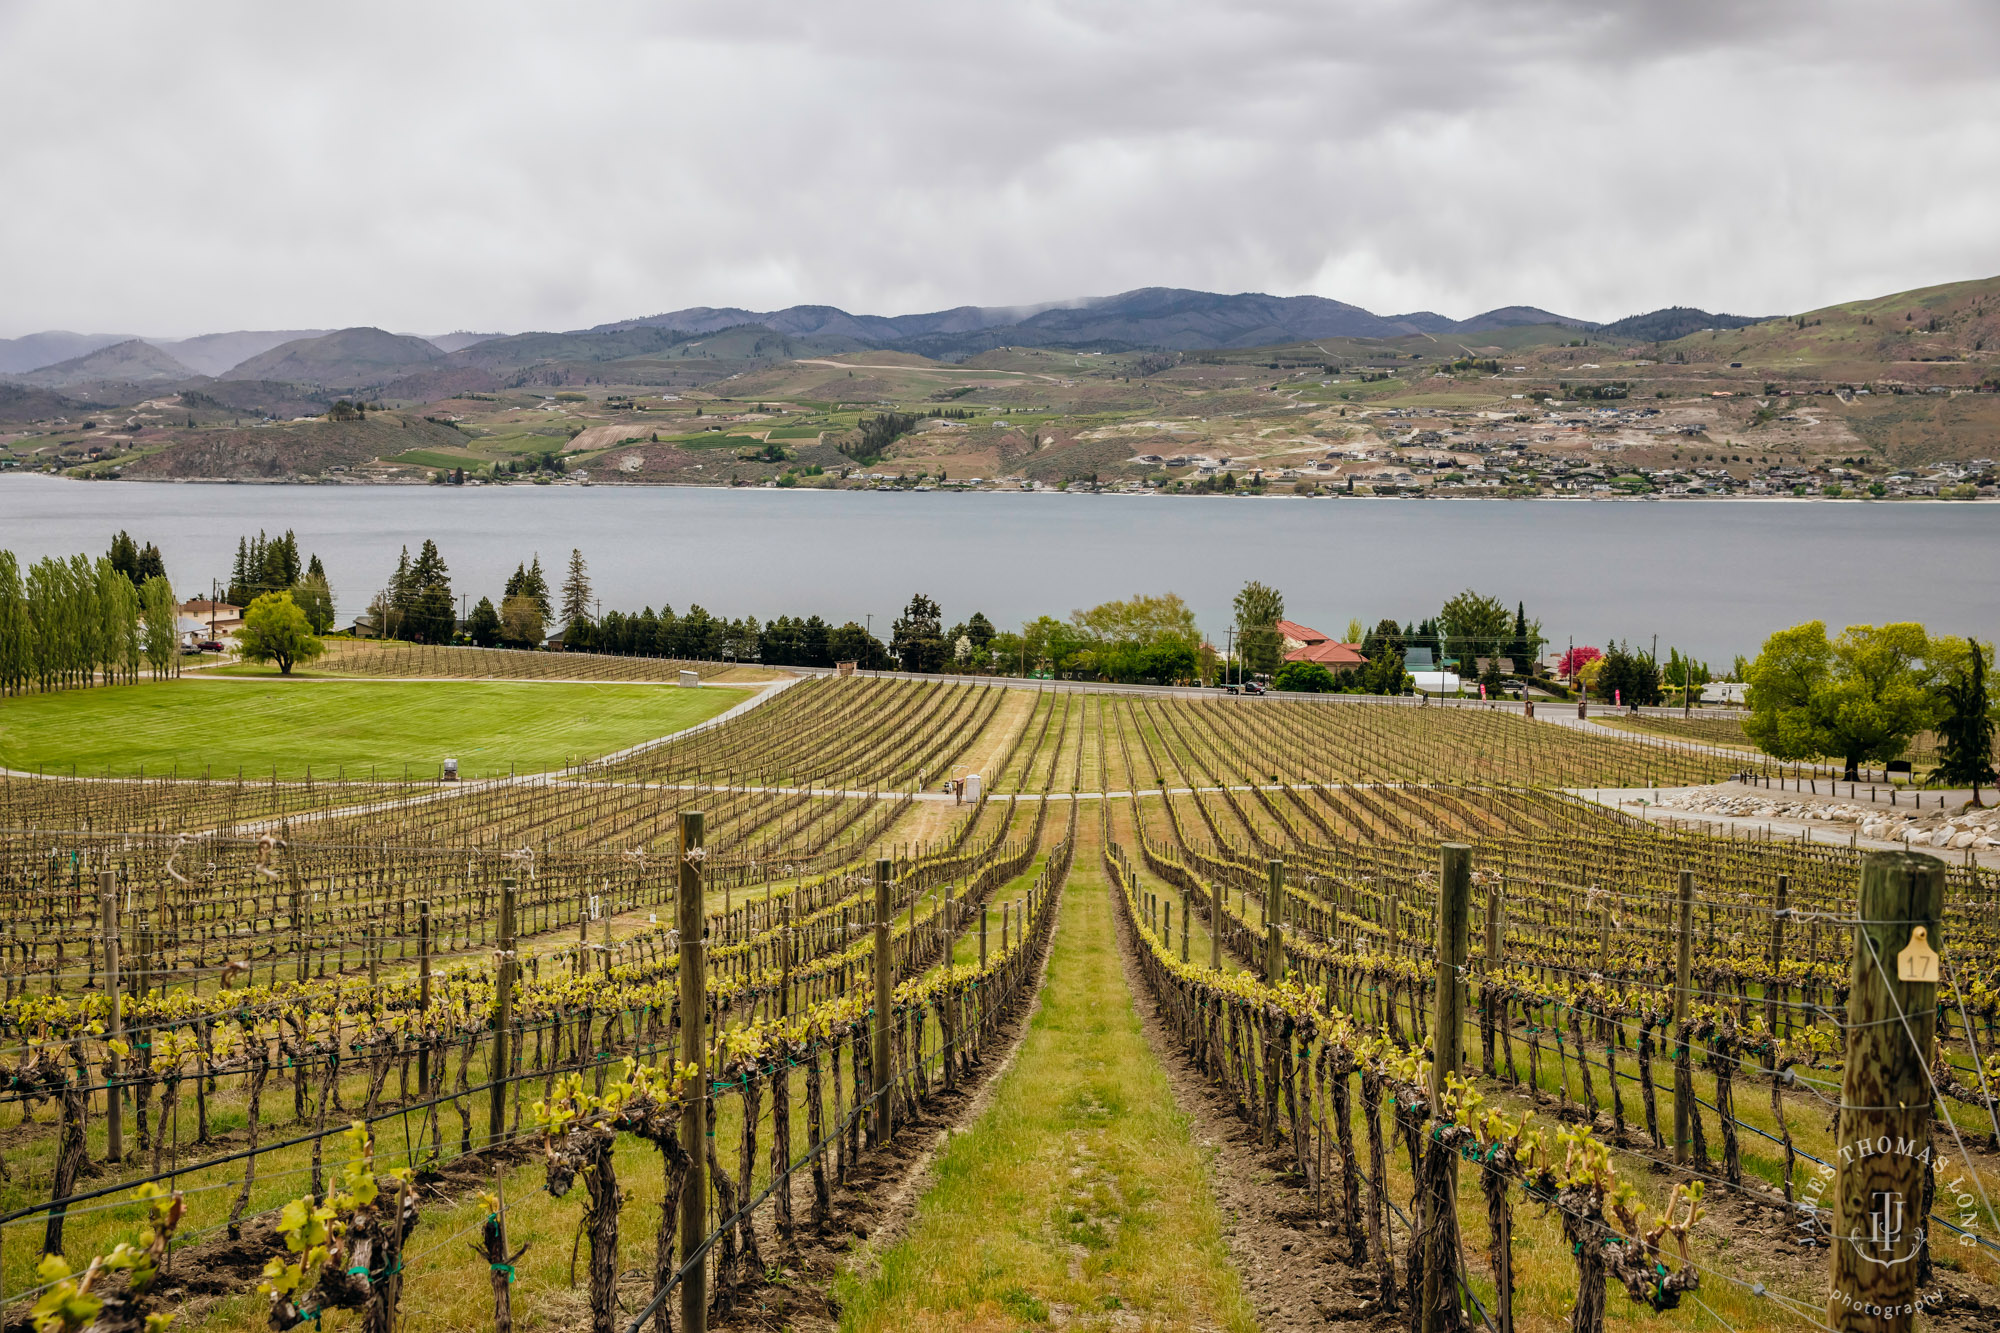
[3,0,1996,338]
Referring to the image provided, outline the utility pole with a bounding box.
[677,812,707,1333]
[1827,850,1943,1332]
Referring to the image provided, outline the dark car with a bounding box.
[197,639,224,653]
[1242,681,1266,696]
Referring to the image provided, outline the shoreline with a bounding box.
[0,473,1990,504]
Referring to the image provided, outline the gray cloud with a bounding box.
[2,0,1995,337]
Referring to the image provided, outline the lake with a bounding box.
[1,474,1995,663]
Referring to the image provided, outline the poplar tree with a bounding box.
[140,575,179,679]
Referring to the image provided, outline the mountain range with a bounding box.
[0,288,1762,388]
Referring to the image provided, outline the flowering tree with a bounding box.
[1558,645,1602,681]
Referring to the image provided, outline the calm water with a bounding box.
[1,474,1995,663]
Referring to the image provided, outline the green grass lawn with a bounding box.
[0,678,747,779]
[836,870,1258,1333]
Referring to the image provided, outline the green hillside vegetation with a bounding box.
[1653,273,2000,371]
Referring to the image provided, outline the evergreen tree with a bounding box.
[560,548,593,630]
[467,596,503,648]
[383,546,414,639]
[404,540,455,644]
[108,531,140,583]
[1936,640,1997,804]
[135,542,166,584]
[228,537,252,605]
[293,573,337,634]
[890,592,947,672]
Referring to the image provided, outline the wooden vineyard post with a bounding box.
[1767,875,1788,1053]
[100,871,122,1163]
[1387,889,1400,957]
[677,811,708,1333]
[1210,875,1223,971]
[418,900,432,1092]
[1673,870,1693,1165]
[490,877,517,1147]
[868,856,892,1144]
[1827,851,1944,1332]
[1180,886,1191,964]
[1266,859,1284,984]
[1417,843,1471,1333]
[876,856,900,1144]
[1482,879,1503,1076]
[980,904,988,970]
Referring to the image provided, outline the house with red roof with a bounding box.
[1276,620,1367,671]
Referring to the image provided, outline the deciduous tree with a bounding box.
[1233,580,1284,678]
[239,592,324,675]
[1745,621,1939,781]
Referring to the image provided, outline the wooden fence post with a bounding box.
[100,871,122,1164]
[490,877,516,1146]
[1673,870,1693,1165]
[1181,886,1191,965]
[873,857,893,1147]
[980,904,988,970]
[1827,851,1944,1332]
[677,812,707,1333]
[1417,843,1471,1332]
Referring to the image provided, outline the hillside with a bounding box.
[1652,274,2000,373]
[117,412,471,480]
[0,383,84,424]
[595,289,1601,357]
[0,331,133,374]
[1600,307,1760,341]
[12,339,195,387]
[222,327,443,386]
[152,329,331,376]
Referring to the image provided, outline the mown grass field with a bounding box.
[838,870,1259,1333]
[0,677,746,779]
